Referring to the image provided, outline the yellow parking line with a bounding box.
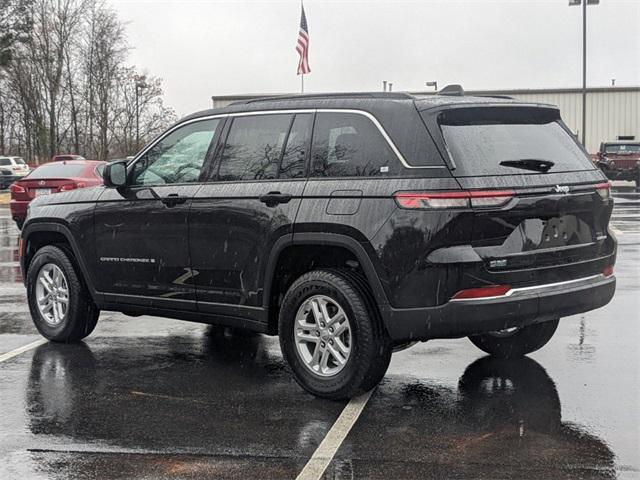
[296,389,374,480]
[0,339,47,363]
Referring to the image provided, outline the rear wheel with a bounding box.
[26,245,99,342]
[468,318,559,358]
[279,269,391,400]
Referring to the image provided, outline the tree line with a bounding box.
[0,0,176,163]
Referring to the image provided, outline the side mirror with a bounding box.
[103,160,128,188]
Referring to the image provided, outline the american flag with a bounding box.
[296,3,310,75]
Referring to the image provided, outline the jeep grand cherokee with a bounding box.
[19,89,616,399]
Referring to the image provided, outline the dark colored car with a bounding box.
[18,90,616,399]
[594,141,640,186]
[10,160,105,229]
[50,154,86,162]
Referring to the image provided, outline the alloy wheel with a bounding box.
[35,263,69,326]
[294,295,352,377]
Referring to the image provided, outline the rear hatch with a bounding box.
[422,105,614,281]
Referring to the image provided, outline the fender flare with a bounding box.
[21,221,100,302]
[262,232,389,309]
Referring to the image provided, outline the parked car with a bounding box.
[594,141,640,186]
[10,160,105,229]
[50,154,86,162]
[18,89,616,399]
[0,155,30,180]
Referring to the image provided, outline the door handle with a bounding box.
[259,191,292,207]
[161,193,188,207]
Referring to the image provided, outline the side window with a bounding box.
[279,113,312,179]
[131,119,219,186]
[310,112,400,177]
[0,159,10,166]
[217,114,292,181]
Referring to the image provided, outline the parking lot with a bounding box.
[0,195,638,480]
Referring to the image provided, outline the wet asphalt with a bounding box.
[0,195,638,480]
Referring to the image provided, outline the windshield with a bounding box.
[13,158,26,165]
[604,144,640,155]
[438,107,594,177]
[27,164,87,179]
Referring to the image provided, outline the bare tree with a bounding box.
[0,0,175,162]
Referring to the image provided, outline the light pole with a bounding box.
[426,81,438,92]
[569,0,599,148]
[134,75,147,152]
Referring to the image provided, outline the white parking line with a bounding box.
[0,338,47,363]
[610,225,624,236]
[296,389,374,480]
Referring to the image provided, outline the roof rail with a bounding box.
[230,92,415,105]
[438,84,465,96]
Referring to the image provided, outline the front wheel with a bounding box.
[279,269,391,400]
[26,245,100,342]
[468,319,559,358]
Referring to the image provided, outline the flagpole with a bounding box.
[301,73,304,93]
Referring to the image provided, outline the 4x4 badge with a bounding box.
[554,185,570,194]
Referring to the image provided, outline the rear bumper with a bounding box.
[380,273,616,342]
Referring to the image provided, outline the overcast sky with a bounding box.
[108,0,640,116]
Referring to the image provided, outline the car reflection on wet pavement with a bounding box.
[0,198,638,480]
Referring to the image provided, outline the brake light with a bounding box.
[595,182,611,199]
[451,284,512,301]
[394,190,515,209]
[10,184,25,194]
[602,265,614,278]
[61,182,87,191]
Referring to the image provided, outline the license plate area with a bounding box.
[522,216,593,251]
[34,188,52,197]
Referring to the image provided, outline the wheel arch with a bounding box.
[21,221,99,302]
[263,232,388,334]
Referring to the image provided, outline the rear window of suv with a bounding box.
[437,107,594,177]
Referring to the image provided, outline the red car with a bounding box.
[51,154,86,162]
[10,160,106,229]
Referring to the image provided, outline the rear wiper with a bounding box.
[499,159,555,173]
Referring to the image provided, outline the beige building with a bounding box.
[211,86,640,154]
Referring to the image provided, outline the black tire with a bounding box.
[468,319,559,358]
[279,269,391,400]
[26,245,99,342]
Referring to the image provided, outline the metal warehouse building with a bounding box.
[211,86,640,154]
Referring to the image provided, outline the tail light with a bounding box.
[394,190,515,209]
[10,184,25,194]
[60,182,86,191]
[451,284,512,301]
[595,182,611,199]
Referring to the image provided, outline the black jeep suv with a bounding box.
[20,90,616,399]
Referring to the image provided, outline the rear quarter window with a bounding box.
[436,107,595,177]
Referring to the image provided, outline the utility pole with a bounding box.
[569,0,599,148]
[134,75,147,152]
